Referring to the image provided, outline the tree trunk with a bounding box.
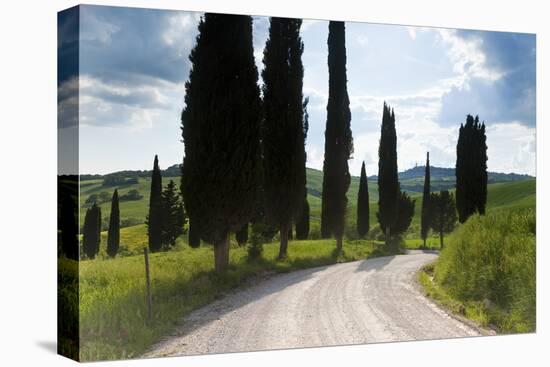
[336,236,343,253]
[278,222,289,260]
[385,226,391,250]
[422,238,426,249]
[214,232,230,272]
[440,229,444,249]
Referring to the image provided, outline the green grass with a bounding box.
[78,238,393,361]
[421,209,536,333]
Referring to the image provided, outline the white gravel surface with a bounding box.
[145,251,481,357]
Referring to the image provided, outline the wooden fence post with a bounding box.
[144,247,152,322]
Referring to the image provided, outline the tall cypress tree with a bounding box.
[146,155,162,252]
[357,161,370,238]
[377,103,399,247]
[236,223,249,246]
[320,21,353,252]
[456,115,488,223]
[106,189,120,257]
[295,198,310,240]
[261,17,306,259]
[181,14,261,272]
[83,203,101,259]
[188,219,200,248]
[420,152,431,247]
[60,188,78,260]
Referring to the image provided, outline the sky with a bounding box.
[58,5,536,176]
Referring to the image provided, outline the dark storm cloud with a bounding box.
[79,5,201,85]
[439,30,535,127]
[58,6,79,128]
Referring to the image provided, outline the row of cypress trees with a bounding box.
[180,14,313,271]
[178,14,489,270]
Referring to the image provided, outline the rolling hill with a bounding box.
[78,166,535,235]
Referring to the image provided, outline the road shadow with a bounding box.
[354,254,395,273]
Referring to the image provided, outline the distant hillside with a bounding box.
[80,164,181,181]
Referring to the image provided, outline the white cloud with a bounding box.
[486,122,536,175]
[80,12,120,44]
[162,12,201,51]
[437,29,504,84]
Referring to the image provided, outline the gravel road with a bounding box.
[145,251,481,357]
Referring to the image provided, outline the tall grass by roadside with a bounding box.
[430,209,535,333]
[78,239,391,361]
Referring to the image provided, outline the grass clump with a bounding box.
[430,209,535,333]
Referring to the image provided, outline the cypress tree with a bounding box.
[456,115,488,223]
[430,190,457,248]
[295,198,310,240]
[181,14,261,272]
[357,161,370,238]
[377,103,399,247]
[393,190,416,236]
[236,223,249,246]
[188,219,200,248]
[60,188,78,260]
[160,180,186,250]
[106,189,120,257]
[320,21,353,252]
[420,152,431,247]
[261,17,306,259]
[83,203,101,259]
[146,155,163,252]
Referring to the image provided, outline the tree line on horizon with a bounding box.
[61,14,488,267]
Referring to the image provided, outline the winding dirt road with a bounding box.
[146,251,481,357]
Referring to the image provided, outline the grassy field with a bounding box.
[79,238,392,361]
[419,209,536,333]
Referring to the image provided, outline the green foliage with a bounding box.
[392,190,416,236]
[160,180,186,250]
[429,190,457,248]
[295,198,310,240]
[420,152,431,245]
[456,114,488,223]
[321,21,353,244]
[433,209,535,333]
[181,14,261,271]
[83,203,101,259]
[102,176,138,187]
[236,222,249,246]
[357,161,370,238]
[119,189,143,201]
[59,175,79,260]
[106,190,120,257]
[261,17,306,258]
[146,155,163,252]
[377,103,399,240]
[188,219,201,248]
[58,258,79,360]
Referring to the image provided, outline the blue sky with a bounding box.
[59,5,536,176]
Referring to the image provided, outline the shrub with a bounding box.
[434,209,535,333]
